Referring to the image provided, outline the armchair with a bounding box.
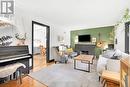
[52,47,68,63]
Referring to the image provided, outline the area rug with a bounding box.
[29,59,100,87]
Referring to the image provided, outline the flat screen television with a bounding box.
[78,35,91,42]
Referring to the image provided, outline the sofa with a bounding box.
[97,49,129,79]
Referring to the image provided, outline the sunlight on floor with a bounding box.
[33,54,54,72]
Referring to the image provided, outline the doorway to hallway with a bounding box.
[32,21,50,70]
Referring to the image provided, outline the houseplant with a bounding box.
[15,33,26,45]
[116,8,130,26]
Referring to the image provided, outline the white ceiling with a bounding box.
[15,0,130,28]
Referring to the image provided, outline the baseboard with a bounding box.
[48,59,54,63]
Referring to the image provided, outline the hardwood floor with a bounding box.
[33,54,54,72]
[0,54,54,87]
[33,54,46,67]
[0,76,47,87]
[33,54,46,71]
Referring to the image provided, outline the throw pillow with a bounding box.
[113,49,129,59]
[67,48,73,53]
[102,50,115,58]
[114,49,122,57]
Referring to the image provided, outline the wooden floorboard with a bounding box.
[33,54,54,72]
[0,76,47,87]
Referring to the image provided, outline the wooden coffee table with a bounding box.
[74,54,94,72]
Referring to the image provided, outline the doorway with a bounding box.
[32,21,50,70]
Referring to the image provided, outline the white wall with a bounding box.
[114,4,130,53]
[114,22,130,53]
[114,23,125,52]
[14,8,63,67]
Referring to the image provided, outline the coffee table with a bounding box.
[74,54,94,72]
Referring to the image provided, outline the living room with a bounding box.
[0,0,130,87]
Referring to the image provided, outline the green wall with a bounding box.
[70,26,114,57]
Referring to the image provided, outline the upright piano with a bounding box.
[0,45,32,74]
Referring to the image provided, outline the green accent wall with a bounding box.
[70,26,114,57]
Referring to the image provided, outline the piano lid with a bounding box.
[0,45,29,60]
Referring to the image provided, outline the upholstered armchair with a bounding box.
[52,47,68,63]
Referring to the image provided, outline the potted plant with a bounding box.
[116,8,130,26]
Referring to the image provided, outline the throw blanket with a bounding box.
[0,63,26,78]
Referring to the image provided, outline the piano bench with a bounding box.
[0,63,26,84]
